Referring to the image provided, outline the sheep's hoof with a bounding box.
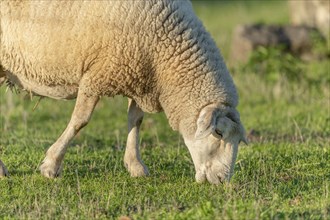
[125,161,149,177]
[0,161,9,177]
[40,159,62,178]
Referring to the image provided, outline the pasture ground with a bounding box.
[0,1,329,219]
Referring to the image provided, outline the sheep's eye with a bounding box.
[214,129,223,139]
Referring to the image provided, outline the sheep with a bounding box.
[0,0,246,184]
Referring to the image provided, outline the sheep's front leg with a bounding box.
[0,70,9,177]
[0,160,9,177]
[124,99,149,177]
[40,91,99,178]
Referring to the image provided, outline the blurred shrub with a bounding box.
[241,46,305,83]
[309,31,330,58]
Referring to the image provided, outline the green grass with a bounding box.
[1,1,329,219]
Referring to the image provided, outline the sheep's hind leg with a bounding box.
[40,91,99,178]
[0,160,9,177]
[124,99,149,177]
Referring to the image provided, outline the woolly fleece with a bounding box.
[0,0,238,138]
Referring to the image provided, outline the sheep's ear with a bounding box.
[195,106,218,140]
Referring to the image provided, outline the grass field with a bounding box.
[0,1,329,219]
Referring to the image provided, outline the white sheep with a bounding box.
[0,0,246,184]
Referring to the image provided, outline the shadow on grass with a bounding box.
[2,169,36,177]
[272,209,329,219]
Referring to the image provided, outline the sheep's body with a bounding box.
[0,0,245,184]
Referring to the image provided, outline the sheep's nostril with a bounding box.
[216,173,227,183]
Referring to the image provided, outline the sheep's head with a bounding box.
[183,104,247,184]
